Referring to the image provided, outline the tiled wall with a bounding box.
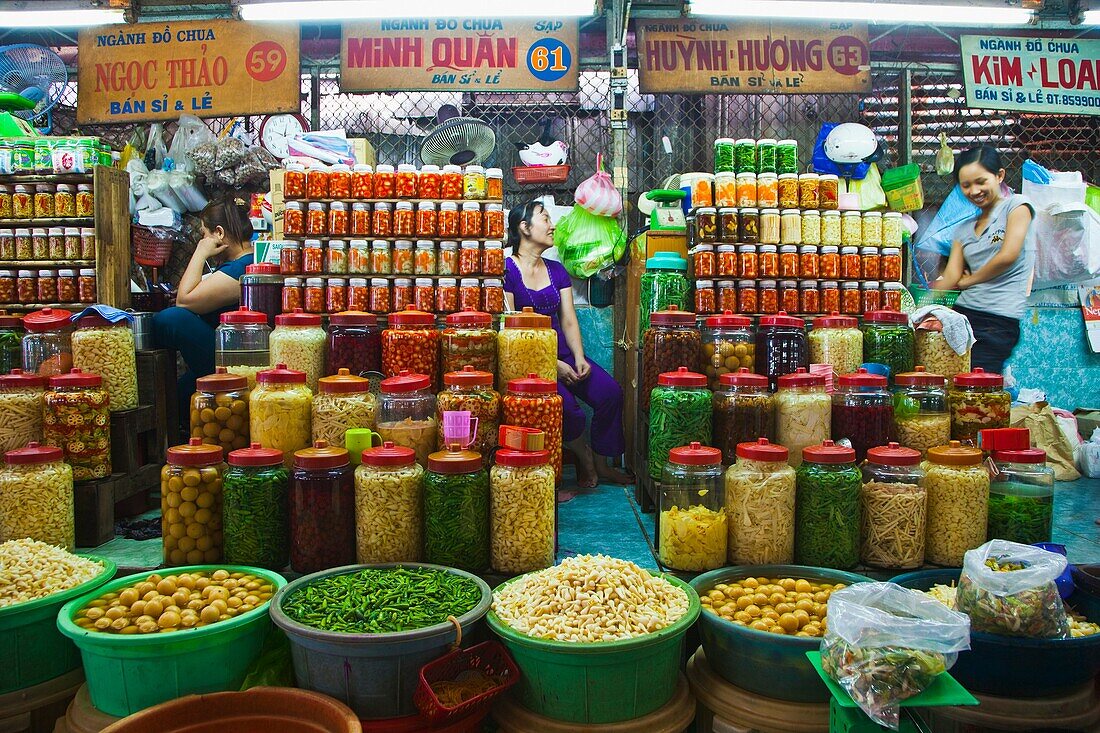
[1005,307,1100,411]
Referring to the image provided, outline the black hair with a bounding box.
[506,199,545,248]
[198,196,253,245]
[954,145,1004,181]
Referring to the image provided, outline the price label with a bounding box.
[246,40,288,82]
[527,39,572,83]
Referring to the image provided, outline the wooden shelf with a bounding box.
[286,273,503,280]
[0,173,94,185]
[0,260,95,268]
[285,197,503,206]
[1,302,86,310]
[0,217,95,227]
[281,235,503,242]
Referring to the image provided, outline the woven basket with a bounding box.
[132,225,177,267]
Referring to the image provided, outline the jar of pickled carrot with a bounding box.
[303,240,324,275]
[415,240,436,275]
[371,240,392,275]
[394,201,415,237]
[327,278,348,313]
[284,201,304,236]
[757,173,779,208]
[352,165,373,199]
[485,203,504,239]
[482,278,504,314]
[370,278,391,314]
[396,164,418,198]
[736,172,757,207]
[715,172,737,208]
[307,203,327,236]
[417,201,437,237]
[329,164,352,199]
[419,165,442,199]
[436,278,458,313]
[483,241,504,275]
[439,202,459,238]
[486,168,503,200]
[459,278,481,311]
[441,165,463,200]
[374,164,396,198]
[415,278,434,312]
[306,166,329,199]
[284,163,306,199]
[461,202,482,237]
[439,242,459,276]
[373,202,393,237]
[349,278,369,312]
[393,240,414,275]
[328,201,349,236]
[459,241,481,275]
[351,203,371,236]
[393,278,414,312]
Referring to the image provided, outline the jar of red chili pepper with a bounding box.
[820,245,840,279]
[717,245,738,278]
[459,279,480,312]
[302,240,324,275]
[283,278,304,312]
[351,203,370,236]
[394,201,415,237]
[43,368,110,481]
[435,278,458,314]
[692,244,716,279]
[326,278,348,313]
[841,281,861,315]
[460,202,482,238]
[800,281,820,315]
[329,164,352,199]
[862,282,882,313]
[393,278,413,312]
[737,280,758,315]
[822,280,840,314]
[841,246,861,280]
[372,202,392,237]
[306,165,329,199]
[414,278,434,313]
[459,241,481,275]
[306,203,327,236]
[441,310,497,375]
[369,278,390,314]
[739,245,758,279]
[291,441,356,573]
[718,280,738,313]
[396,164,418,198]
[373,164,396,198]
[416,201,437,237]
[485,203,504,239]
[304,278,325,314]
[348,278,368,312]
[881,247,902,282]
[419,164,442,199]
[284,163,306,199]
[695,280,716,314]
[283,201,304,236]
[779,280,800,314]
[482,241,504,276]
[831,368,893,462]
[438,202,459,238]
[326,311,381,377]
[482,279,504,314]
[441,165,463,200]
[759,280,779,315]
[382,306,440,385]
[503,374,563,482]
[351,164,373,199]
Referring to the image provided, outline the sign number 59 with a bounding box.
[527,39,572,83]
[246,41,288,82]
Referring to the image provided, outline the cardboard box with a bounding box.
[349,138,377,168]
[1074,408,1100,440]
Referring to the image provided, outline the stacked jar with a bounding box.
[70,312,138,412]
[490,446,556,574]
[948,368,1010,445]
[240,263,283,328]
[699,311,754,389]
[424,444,490,572]
[988,447,1054,545]
[22,307,73,378]
[775,368,830,468]
[915,325,972,384]
[43,368,110,481]
[0,369,44,453]
[712,369,774,465]
[502,374,563,482]
[441,310,497,375]
[271,310,326,393]
[250,364,312,468]
[382,307,440,387]
[659,442,726,572]
[215,308,270,390]
[892,367,951,456]
[755,311,808,391]
[377,370,437,467]
[925,441,989,566]
[291,441,356,573]
[497,307,557,390]
[639,253,689,334]
[861,310,914,380]
[191,368,250,454]
[831,368,894,462]
[312,368,377,448]
[355,441,424,563]
[724,438,795,564]
[648,367,712,481]
[808,313,863,377]
[223,442,290,570]
[161,438,225,566]
[795,440,861,569]
[0,441,73,550]
[641,306,700,411]
[861,443,926,569]
[325,310,381,377]
[0,313,21,376]
[437,366,499,456]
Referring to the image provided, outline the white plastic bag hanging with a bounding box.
[574,154,622,217]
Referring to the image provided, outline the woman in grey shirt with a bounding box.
[938,146,1035,373]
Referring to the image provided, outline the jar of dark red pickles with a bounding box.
[822,281,840,314]
[831,368,893,462]
[718,208,738,241]
[712,369,774,464]
[800,281,820,315]
[326,310,381,377]
[392,278,412,312]
[291,441,356,573]
[739,245,758,279]
[240,263,283,328]
[695,207,717,243]
[640,306,700,411]
[739,208,760,243]
[755,311,808,391]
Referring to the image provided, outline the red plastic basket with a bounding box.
[132,225,176,267]
[512,165,570,185]
[413,640,520,725]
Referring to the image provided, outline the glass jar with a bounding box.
[818,245,840,281]
[862,211,883,247]
[801,209,821,246]
[925,441,989,566]
[798,173,820,209]
[502,374,563,481]
[327,241,349,275]
[367,278,389,314]
[436,278,458,314]
[12,186,31,219]
[270,310,326,393]
[863,282,882,315]
[778,173,799,209]
[373,164,396,198]
[329,202,349,237]
[75,184,93,218]
[71,313,138,412]
[43,368,111,481]
[0,442,73,550]
[717,245,738,278]
[780,280,799,315]
[435,203,459,240]
[988,448,1055,545]
[739,208,760,244]
[283,201,304,236]
[841,281,861,315]
[739,245,759,280]
[883,211,904,247]
[795,440,861,569]
[757,173,779,208]
[861,246,881,280]
[819,174,839,210]
[394,201,415,237]
[304,278,325,315]
[491,447,556,573]
[485,167,503,200]
[734,138,756,173]
[306,202,327,236]
[351,203,371,237]
[809,313,863,376]
[354,441,424,563]
[283,277,304,313]
[755,311,808,391]
[892,368,951,456]
[191,368,250,453]
[326,310,381,377]
[393,278,413,313]
[831,368,893,462]
[441,165,463,200]
[382,307,440,386]
[780,209,801,245]
[460,203,483,238]
[775,368,830,468]
[718,208,738,241]
[737,279,758,315]
[861,443,926,569]
[695,280,716,314]
[862,309,914,379]
[425,445,489,572]
[303,240,324,275]
[306,165,329,199]
[715,171,736,206]
[17,270,35,304]
[378,370,437,466]
[0,186,10,220]
[391,240,413,276]
[713,369,774,464]
[351,164,373,199]
[372,202,393,237]
[463,165,487,200]
[639,252,690,334]
[949,368,1010,444]
[240,263,283,328]
[410,240,435,276]
[312,368,377,449]
[57,271,76,304]
[736,172,757,207]
[414,279,434,312]
[881,246,902,282]
[48,228,64,259]
[441,310,496,375]
[648,367,712,481]
[822,210,842,247]
[34,185,54,218]
[725,438,795,564]
[801,280,820,315]
[79,230,95,261]
[280,241,303,276]
[437,366,499,456]
[439,241,459,275]
[717,280,737,313]
[250,365,313,468]
[759,279,778,315]
[22,307,73,377]
[222,443,289,569]
[779,245,799,278]
[161,438,225,565]
[700,311,754,389]
[658,442,726,572]
[482,279,504,315]
[641,306,700,411]
[757,140,777,174]
[841,211,862,247]
[457,241,480,276]
[291,441,356,573]
[915,328,971,384]
[396,164,418,198]
[498,307,557,390]
[760,246,780,279]
[0,369,45,453]
[37,270,57,304]
[694,207,718,243]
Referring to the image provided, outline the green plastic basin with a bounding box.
[0,555,115,694]
[690,565,873,703]
[486,572,700,725]
[57,564,287,717]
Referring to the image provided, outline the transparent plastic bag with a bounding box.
[956,539,1070,639]
[167,114,215,173]
[935,133,954,177]
[553,205,626,278]
[821,582,970,730]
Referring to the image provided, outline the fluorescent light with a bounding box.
[240,0,594,19]
[0,8,126,27]
[1083,9,1099,23]
[688,0,1033,25]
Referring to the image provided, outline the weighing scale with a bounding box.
[645,189,687,231]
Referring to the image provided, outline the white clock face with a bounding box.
[261,115,307,160]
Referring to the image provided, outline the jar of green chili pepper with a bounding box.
[291,440,356,573]
[424,443,489,572]
[988,448,1054,545]
[860,309,914,381]
[648,367,712,481]
[639,252,689,336]
[0,311,23,376]
[223,442,289,570]
[795,440,861,569]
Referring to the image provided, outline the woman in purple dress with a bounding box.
[504,200,632,488]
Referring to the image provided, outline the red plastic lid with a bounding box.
[0,368,46,388]
[507,373,557,394]
[657,366,707,387]
[952,368,1004,387]
[48,368,101,388]
[294,440,350,469]
[838,368,888,388]
[650,305,696,326]
[361,440,417,467]
[381,370,431,393]
[167,437,224,466]
[863,309,908,324]
[245,263,280,275]
[704,310,751,328]
[444,365,494,388]
[994,448,1047,464]
[428,444,483,473]
[866,442,922,466]
[802,439,856,464]
[0,311,22,329]
[494,448,551,468]
[5,441,62,465]
[318,368,371,394]
[388,306,435,326]
[23,307,72,333]
[894,366,946,387]
[777,367,824,389]
[503,307,550,329]
[668,441,721,466]
[275,308,323,327]
[257,363,307,384]
[736,438,788,462]
[812,312,858,329]
[195,367,248,392]
[220,308,268,325]
[228,442,284,467]
[979,427,1030,452]
[758,311,803,328]
[445,310,492,327]
[719,368,768,388]
[330,310,378,327]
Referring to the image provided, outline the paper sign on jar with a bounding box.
[77,19,300,124]
[341,18,580,92]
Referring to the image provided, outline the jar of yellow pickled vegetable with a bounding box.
[250,364,312,468]
[659,442,726,572]
[161,438,226,566]
[497,307,556,390]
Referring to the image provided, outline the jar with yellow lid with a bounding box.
[463,165,487,200]
[924,440,989,566]
[312,368,377,448]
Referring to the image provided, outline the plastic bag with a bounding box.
[1009,403,1081,481]
[849,163,887,211]
[239,628,295,689]
[956,539,1070,639]
[144,122,167,171]
[553,205,626,278]
[1080,427,1100,478]
[575,154,622,217]
[167,114,215,173]
[935,133,954,177]
[1024,175,1100,288]
[821,582,970,730]
[915,185,981,256]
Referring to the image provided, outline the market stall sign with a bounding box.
[960,35,1100,116]
[636,19,870,94]
[77,20,300,124]
[340,19,579,92]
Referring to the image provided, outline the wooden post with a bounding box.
[93,166,131,309]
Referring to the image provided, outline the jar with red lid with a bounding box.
[892,368,950,457]
[418,165,442,199]
[439,241,458,276]
[373,164,396,198]
[485,203,504,239]
[306,202,327,236]
[692,244,716,278]
[717,245,738,278]
[459,241,481,275]
[713,369,775,464]
[724,438,795,564]
[756,311,809,391]
[351,164,373,199]
[78,270,96,303]
[822,281,840,314]
[841,246,861,280]
[490,445,555,573]
[861,282,882,313]
[393,278,413,312]
[396,164,418,198]
[435,277,458,314]
[799,245,819,278]
[482,278,504,314]
[222,442,290,569]
[695,280,716,314]
[284,163,306,199]
[658,442,726,572]
[881,246,902,282]
[460,202,482,237]
[831,368,893,462]
[372,202,392,236]
[795,440,860,568]
[306,166,329,199]
[291,441,356,573]
[351,203,370,236]
[304,278,325,314]
[441,165,463,200]
[378,370,438,467]
[738,244,758,279]
[240,263,283,329]
[436,365,499,456]
[36,271,56,303]
[640,306,700,411]
[22,307,73,377]
[498,308,558,390]
[949,368,1010,445]
[416,201,437,237]
[718,280,737,312]
[302,240,324,275]
[860,443,926,569]
[438,202,459,238]
[160,438,224,565]
[458,278,480,312]
[329,164,352,199]
[368,278,390,314]
[861,246,881,280]
[43,368,111,481]
[0,441,73,550]
[354,440,424,563]
[759,279,779,315]
[382,307,440,385]
[759,245,779,278]
[800,281,820,315]
[503,374,564,482]
[737,280,758,314]
[348,278,368,312]
[283,277,303,312]
[414,278,434,312]
[647,368,712,481]
[779,280,799,314]
[394,201,415,237]
[441,310,496,375]
[482,241,504,276]
[251,364,313,469]
[701,311,754,389]
[393,240,413,275]
[326,278,347,314]
[839,281,861,316]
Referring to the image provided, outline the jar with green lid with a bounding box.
[925,440,989,566]
[291,441,356,573]
[0,312,23,376]
[355,440,424,564]
[915,327,971,384]
[948,368,1010,445]
[988,447,1054,545]
[270,309,326,393]
[497,307,556,390]
[437,366,499,456]
[0,368,44,453]
[642,305,700,411]
[775,368,830,468]
[191,368,250,454]
[861,443,926,569]
[700,311,754,389]
[861,309,914,380]
[892,367,950,456]
[0,441,73,550]
[639,252,689,335]
[725,438,795,564]
[250,364,313,468]
[659,442,726,572]
[44,368,110,481]
[795,440,861,569]
[223,442,289,570]
[424,443,489,572]
[809,312,863,376]
[161,438,225,566]
[491,446,556,574]
[648,367,712,481]
[712,368,774,464]
[312,368,377,448]
[71,312,138,411]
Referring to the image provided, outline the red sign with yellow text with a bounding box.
[637,19,870,94]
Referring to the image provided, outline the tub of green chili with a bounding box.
[269,563,492,720]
